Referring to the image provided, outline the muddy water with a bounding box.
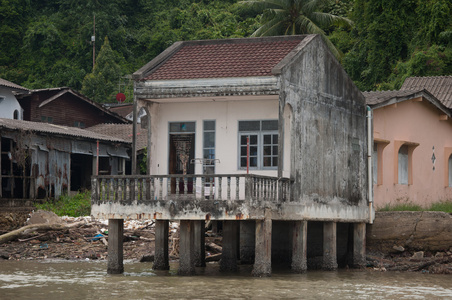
[0,261,451,299]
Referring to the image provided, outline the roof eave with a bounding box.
[369,89,452,118]
[134,76,280,100]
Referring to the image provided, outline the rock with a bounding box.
[412,251,424,259]
[0,251,9,259]
[27,210,63,225]
[435,252,444,258]
[393,245,405,252]
[139,254,154,262]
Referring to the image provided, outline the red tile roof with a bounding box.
[401,76,452,108]
[144,38,304,81]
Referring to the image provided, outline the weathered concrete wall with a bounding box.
[367,211,452,252]
[0,86,23,120]
[279,35,368,214]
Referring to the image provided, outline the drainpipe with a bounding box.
[367,106,373,224]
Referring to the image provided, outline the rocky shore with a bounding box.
[0,210,451,274]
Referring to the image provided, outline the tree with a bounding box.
[81,37,123,103]
[240,0,352,58]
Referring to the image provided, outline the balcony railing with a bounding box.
[91,174,292,204]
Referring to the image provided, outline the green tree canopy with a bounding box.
[81,37,123,103]
[240,0,352,58]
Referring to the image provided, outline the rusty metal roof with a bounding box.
[0,78,29,93]
[0,118,128,143]
[86,123,147,150]
[136,36,308,81]
[401,76,452,108]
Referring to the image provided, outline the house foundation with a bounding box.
[178,220,196,276]
[291,220,307,273]
[353,223,366,268]
[252,216,272,277]
[107,219,124,274]
[154,220,169,270]
[322,222,338,270]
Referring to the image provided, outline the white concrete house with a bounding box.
[0,78,29,120]
[92,35,371,276]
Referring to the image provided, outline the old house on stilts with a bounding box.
[91,35,373,276]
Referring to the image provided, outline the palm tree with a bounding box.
[240,0,352,58]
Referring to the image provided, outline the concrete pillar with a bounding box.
[220,221,238,272]
[107,219,124,274]
[353,222,366,268]
[252,214,272,277]
[291,220,307,273]
[153,220,169,270]
[194,220,206,267]
[178,220,195,276]
[240,221,255,264]
[323,221,338,271]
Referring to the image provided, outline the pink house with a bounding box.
[364,76,452,207]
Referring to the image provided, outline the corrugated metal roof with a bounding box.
[401,76,452,108]
[0,118,128,143]
[140,36,307,81]
[86,123,147,150]
[0,78,29,93]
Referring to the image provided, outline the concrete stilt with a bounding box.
[240,221,255,264]
[220,220,238,272]
[252,214,272,277]
[178,220,195,276]
[107,218,124,274]
[323,221,338,271]
[291,220,307,273]
[153,220,169,270]
[194,220,206,267]
[353,222,366,268]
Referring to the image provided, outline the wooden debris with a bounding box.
[0,220,85,244]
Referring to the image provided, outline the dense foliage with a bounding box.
[0,0,451,101]
[35,191,91,217]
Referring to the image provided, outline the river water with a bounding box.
[0,260,451,299]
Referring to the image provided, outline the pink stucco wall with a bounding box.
[373,97,452,207]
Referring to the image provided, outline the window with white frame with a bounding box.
[398,145,409,185]
[203,120,215,176]
[238,120,278,169]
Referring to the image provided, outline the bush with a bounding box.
[35,191,91,217]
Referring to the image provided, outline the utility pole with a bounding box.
[92,15,96,70]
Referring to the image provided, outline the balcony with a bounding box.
[91,174,292,220]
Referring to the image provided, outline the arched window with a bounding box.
[449,154,452,187]
[13,110,19,120]
[398,145,409,185]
